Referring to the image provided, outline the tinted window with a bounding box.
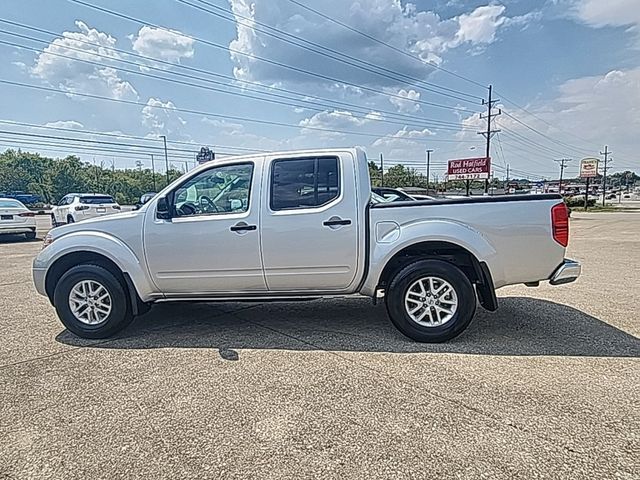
[173,163,253,217]
[271,157,339,210]
[80,196,116,204]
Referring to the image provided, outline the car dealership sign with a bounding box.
[447,157,491,180]
[579,158,599,178]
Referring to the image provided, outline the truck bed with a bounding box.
[367,194,566,291]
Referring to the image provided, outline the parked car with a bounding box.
[372,187,415,202]
[0,192,42,206]
[133,192,157,210]
[411,194,437,201]
[0,198,37,239]
[51,194,121,227]
[33,148,580,342]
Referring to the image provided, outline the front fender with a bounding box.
[361,218,505,297]
[34,231,157,302]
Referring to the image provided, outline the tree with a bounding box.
[0,149,185,205]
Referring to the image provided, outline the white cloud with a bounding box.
[388,88,422,113]
[201,117,245,135]
[572,0,640,29]
[31,20,137,100]
[298,110,382,135]
[141,97,187,138]
[227,0,509,88]
[449,5,506,47]
[131,26,195,70]
[44,120,84,130]
[372,126,435,148]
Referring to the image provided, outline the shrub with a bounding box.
[565,196,596,208]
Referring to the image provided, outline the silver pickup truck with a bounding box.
[33,148,580,342]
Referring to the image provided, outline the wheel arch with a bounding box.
[376,240,498,311]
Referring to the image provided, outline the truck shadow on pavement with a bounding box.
[56,296,640,359]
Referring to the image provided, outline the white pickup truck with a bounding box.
[33,148,580,342]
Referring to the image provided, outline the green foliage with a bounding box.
[565,196,596,208]
[0,149,183,205]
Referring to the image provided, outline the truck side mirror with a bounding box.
[156,196,172,220]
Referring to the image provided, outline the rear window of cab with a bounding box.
[79,196,116,204]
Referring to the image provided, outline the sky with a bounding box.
[0,0,639,180]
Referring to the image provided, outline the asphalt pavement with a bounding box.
[0,213,638,479]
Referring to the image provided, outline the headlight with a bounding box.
[42,233,55,249]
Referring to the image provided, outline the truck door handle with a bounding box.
[230,223,257,232]
[323,218,351,227]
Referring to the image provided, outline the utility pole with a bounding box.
[150,154,157,192]
[555,158,572,195]
[380,153,384,187]
[601,145,611,206]
[425,149,433,194]
[160,135,169,185]
[479,84,501,194]
[506,163,510,193]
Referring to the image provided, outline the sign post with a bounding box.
[447,157,491,196]
[196,147,215,164]
[579,158,599,210]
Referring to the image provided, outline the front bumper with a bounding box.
[32,266,47,297]
[549,259,581,285]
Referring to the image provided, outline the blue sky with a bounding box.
[1,0,639,179]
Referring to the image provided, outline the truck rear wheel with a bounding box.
[53,264,133,339]
[385,259,476,343]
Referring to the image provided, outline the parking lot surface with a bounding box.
[1,213,638,479]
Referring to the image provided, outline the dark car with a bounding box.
[133,192,157,210]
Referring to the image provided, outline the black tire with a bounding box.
[25,231,36,240]
[385,259,476,343]
[53,264,133,339]
[51,214,58,228]
[66,215,75,224]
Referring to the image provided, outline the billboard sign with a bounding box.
[447,157,491,180]
[196,146,215,164]
[579,158,599,178]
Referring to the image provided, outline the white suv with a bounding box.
[51,194,121,226]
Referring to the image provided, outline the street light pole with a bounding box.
[160,135,169,185]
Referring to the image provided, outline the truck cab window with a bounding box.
[271,157,340,210]
[173,163,253,217]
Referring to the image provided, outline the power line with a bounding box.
[66,0,482,113]
[0,18,479,120]
[283,0,488,90]
[177,0,482,104]
[0,79,479,144]
[502,110,594,157]
[0,119,266,154]
[0,35,477,134]
[0,28,480,132]
[494,91,601,149]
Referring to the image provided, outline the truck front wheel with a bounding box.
[53,264,133,339]
[385,259,476,343]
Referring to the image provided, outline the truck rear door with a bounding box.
[260,152,360,292]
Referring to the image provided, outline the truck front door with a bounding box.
[143,161,266,295]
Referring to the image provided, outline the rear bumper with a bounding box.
[0,225,36,234]
[549,259,581,285]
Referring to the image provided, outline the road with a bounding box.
[1,213,638,479]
